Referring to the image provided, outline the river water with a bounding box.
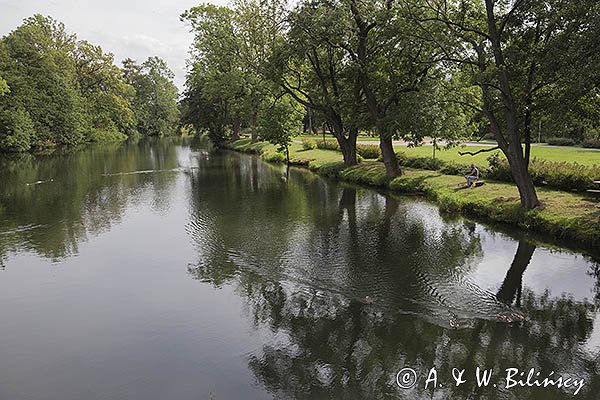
[0,138,598,400]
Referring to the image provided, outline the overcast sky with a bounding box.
[0,0,228,91]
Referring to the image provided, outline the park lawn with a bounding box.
[394,145,600,166]
[225,138,600,247]
[296,135,600,166]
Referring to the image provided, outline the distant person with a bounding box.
[465,164,479,187]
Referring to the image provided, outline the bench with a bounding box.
[586,181,600,197]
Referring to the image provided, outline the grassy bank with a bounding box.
[224,138,600,249]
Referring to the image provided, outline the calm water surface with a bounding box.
[0,138,599,400]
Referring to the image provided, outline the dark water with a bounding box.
[0,138,599,400]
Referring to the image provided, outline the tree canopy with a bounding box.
[0,15,180,152]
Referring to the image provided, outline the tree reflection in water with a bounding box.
[185,150,600,399]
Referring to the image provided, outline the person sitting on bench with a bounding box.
[465,164,479,187]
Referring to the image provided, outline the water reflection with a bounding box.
[184,149,600,399]
[0,139,599,399]
[0,138,181,261]
[497,241,536,307]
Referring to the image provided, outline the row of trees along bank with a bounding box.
[0,15,180,152]
[180,0,599,211]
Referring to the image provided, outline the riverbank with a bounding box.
[223,138,600,249]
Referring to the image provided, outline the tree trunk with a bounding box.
[338,130,358,167]
[506,143,539,209]
[232,113,241,141]
[250,111,258,143]
[285,143,290,165]
[379,135,400,178]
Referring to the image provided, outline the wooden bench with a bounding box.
[586,181,600,196]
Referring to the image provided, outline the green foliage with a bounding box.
[356,144,381,159]
[87,129,128,143]
[0,106,34,152]
[487,153,600,192]
[258,96,303,162]
[0,74,8,96]
[438,161,471,176]
[316,139,340,151]
[123,57,179,136]
[547,137,577,146]
[0,15,179,152]
[301,138,317,150]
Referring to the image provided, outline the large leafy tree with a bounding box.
[266,0,365,167]
[0,14,178,152]
[181,4,246,141]
[0,15,86,150]
[73,40,135,137]
[411,0,600,209]
[123,57,180,137]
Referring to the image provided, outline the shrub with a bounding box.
[486,152,599,191]
[356,143,381,159]
[486,152,514,182]
[87,129,128,143]
[439,161,472,176]
[530,159,599,191]
[302,138,317,150]
[263,150,286,163]
[316,138,340,151]
[547,137,576,146]
[582,138,600,149]
[402,156,444,171]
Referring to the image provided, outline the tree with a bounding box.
[73,40,135,138]
[411,0,600,209]
[0,14,86,149]
[181,4,246,141]
[123,57,179,136]
[267,0,364,167]
[258,95,304,164]
[343,0,434,178]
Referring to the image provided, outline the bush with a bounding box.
[316,138,340,151]
[401,156,444,171]
[302,138,317,150]
[547,137,576,146]
[87,129,128,143]
[439,161,472,176]
[486,152,599,191]
[356,143,381,159]
[582,138,600,149]
[486,152,514,182]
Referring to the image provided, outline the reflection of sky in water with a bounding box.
[466,226,596,302]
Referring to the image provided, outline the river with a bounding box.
[0,138,598,399]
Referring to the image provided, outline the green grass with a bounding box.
[296,135,600,166]
[394,144,600,167]
[225,138,600,248]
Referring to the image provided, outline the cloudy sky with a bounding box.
[0,0,228,91]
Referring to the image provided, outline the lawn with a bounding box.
[297,134,600,166]
[394,144,600,167]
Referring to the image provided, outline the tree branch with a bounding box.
[458,146,500,156]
